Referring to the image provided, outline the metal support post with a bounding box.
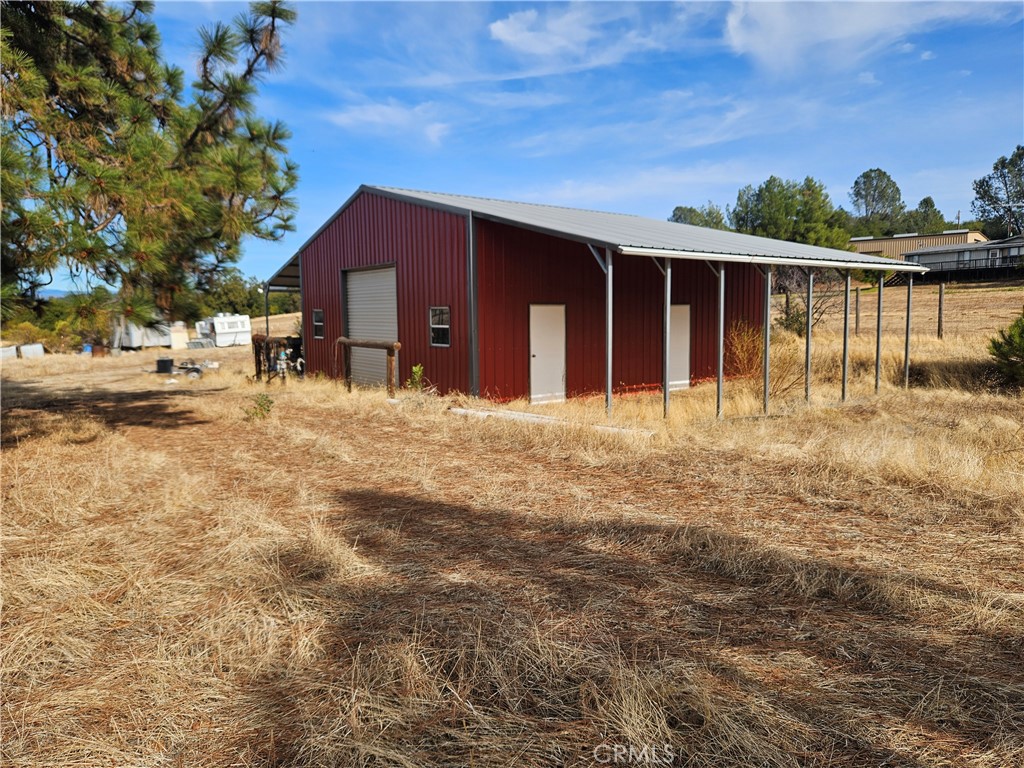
[937,282,945,340]
[904,273,913,388]
[605,248,614,417]
[762,266,771,415]
[875,277,884,393]
[263,282,270,336]
[842,271,851,402]
[805,269,814,404]
[588,244,614,417]
[663,258,672,419]
[716,263,725,420]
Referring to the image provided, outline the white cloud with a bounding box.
[724,1,1020,75]
[424,123,450,145]
[920,50,936,61]
[387,4,725,89]
[482,3,681,78]
[509,89,827,160]
[858,71,881,86]
[489,7,598,58]
[327,101,450,146]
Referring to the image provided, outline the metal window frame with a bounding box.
[429,305,451,348]
[312,308,325,340]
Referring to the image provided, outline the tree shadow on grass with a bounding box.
[908,359,1006,392]
[236,488,1023,767]
[0,378,217,448]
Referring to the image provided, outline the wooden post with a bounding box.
[937,282,945,340]
[855,286,861,336]
[253,336,264,381]
[386,350,396,398]
[334,336,401,398]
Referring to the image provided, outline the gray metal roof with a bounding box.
[269,184,926,289]
[370,186,925,272]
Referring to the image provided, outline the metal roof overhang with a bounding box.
[266,253,300,290]
[617,246,929,273]
[267,184,929,291]
[459,210,927,273]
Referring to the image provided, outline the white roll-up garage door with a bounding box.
[346,267,397,385]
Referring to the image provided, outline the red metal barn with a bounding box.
[268,186,925,408]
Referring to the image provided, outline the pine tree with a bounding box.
[989,311,1024,386]
[849,168,906,236]
[901,197,947,235]
[1,1,298,319]
[726,176,849,249]
[725,175,851,333]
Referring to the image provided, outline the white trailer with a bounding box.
[197,314,252,347]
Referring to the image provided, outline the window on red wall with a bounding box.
[429,306,450,347]
[312,309,325,339]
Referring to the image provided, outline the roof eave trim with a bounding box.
[366,186,474,218]
[266,251,301,288]
[617,246,929,273]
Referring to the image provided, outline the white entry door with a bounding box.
[669,304,691,390]
[346,267,397,385]
[529,304,566,403]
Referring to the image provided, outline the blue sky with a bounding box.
[149,0,1024,284]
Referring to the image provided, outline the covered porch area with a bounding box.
[570,243,926,421]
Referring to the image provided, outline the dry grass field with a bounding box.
[2,284,1023,767]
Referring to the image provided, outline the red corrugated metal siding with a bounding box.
[476,219,765,399]
[670,260,765,382]
[300,192,469,393]
[477,220,602,399]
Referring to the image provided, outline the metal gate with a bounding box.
[345,267,398,385]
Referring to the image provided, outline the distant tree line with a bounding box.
[669,147,1023,334]
[671,146,1024,243]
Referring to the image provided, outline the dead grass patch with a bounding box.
[3,283,1023,766]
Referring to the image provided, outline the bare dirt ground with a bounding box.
[2,297,1023,767]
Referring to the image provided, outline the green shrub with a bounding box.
[774,307,807,336]
[0,321,82,352]
[2,321,50,345]
[244,393,274,421]
[989,311,1024,386]
[405,363,425,391]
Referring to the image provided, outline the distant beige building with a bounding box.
[849,230,988,261]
